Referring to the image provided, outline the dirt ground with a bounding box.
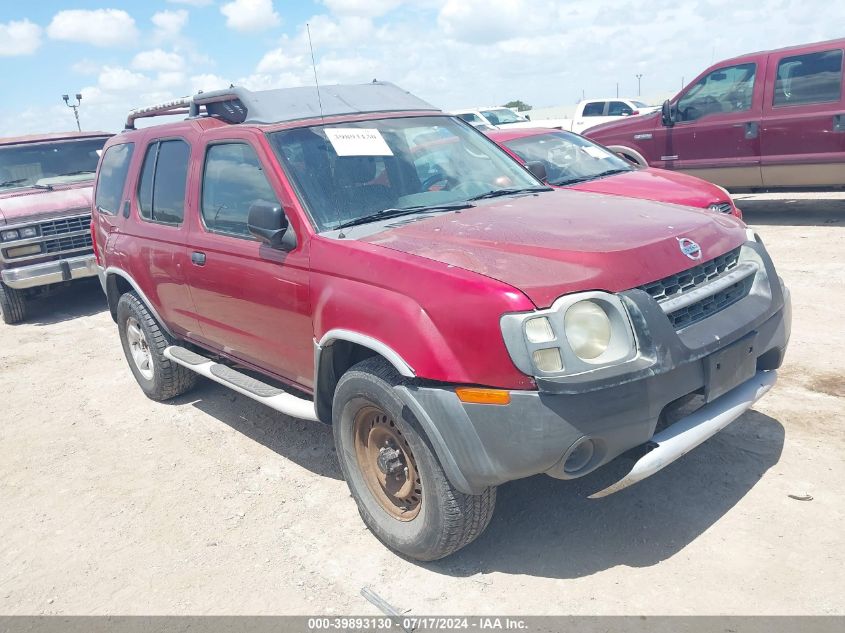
[1,193,843,616]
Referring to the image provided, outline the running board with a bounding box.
[588,370,777,499]
[164,346,318,421]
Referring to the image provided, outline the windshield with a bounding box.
[503,131,633,186]
[270,115,542,232]
[480,108,525,125]
[631,100,650,108]
[0,137,108,190]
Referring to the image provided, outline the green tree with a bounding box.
[502,100,532,112]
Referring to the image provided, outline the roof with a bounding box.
[716,37,845,66]
[126,81,440,129]
[486,127,563,143]
[0,131,112,146]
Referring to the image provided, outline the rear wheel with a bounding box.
[0,282,27,324]
[333,357,497,561]
[116,292,197,401]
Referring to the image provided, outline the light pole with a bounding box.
[636,74,643,97]
[62,93,82,132]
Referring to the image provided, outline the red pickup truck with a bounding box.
[585,38,845,190]
[1,132,111,323]
[93,83,791,560]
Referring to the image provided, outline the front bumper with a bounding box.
[0,254,98,290]
[397,244,791,496]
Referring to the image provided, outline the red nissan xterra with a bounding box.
[93,83,791,560]
[1,132,111,323]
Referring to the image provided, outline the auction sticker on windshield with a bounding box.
[325,128,394,156]
[581,145,611,159]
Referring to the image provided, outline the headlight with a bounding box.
[500,291,638,377]
[564,301,611,359]
[1,229,20,241]
[20,226,38,238]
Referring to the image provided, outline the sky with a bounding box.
[1,0,844,135]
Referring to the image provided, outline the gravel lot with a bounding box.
[1,193,843,616]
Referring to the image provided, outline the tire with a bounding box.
[116,291,198,401]
[0,282,27,324]
[333,357,496,561]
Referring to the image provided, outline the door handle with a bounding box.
[744,122,759,140]
[834,114,845,132]
[191,251,206,266]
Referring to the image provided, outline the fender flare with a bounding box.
[104,266,176,337]
[606,145,649,167]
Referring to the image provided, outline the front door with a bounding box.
[761,47,845,187]
[657,61,765,188]
[184,137,314,389]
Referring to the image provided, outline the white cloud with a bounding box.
[47,9,138,47]
[0,19,42,56]
[220,0,280,32]
[132,49,185,72]
[256,49,305,73]
[168,0,214,6]
[321,0,403,18]
[98,66,148,93]
[152,10,189,40]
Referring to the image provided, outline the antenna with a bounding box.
[306,23,324,121]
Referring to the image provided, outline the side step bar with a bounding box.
[588,370,777,499]
[164,346,318,421]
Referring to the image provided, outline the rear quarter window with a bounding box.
[95,143,134,215]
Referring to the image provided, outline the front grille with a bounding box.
[639,247,752,329]
[39,213,90,236]
[43,233,93,254]
[707,202,733,214]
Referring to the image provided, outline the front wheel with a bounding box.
[333,357,496,561]
[0,282,27,324]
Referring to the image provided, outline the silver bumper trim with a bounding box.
[1,254,98,289]
[588,370,778,498]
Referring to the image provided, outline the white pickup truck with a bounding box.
[454,99,657,133]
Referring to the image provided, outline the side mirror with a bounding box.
[661,99,676,127]
[524,114,531,121]
[525,161,547,181]
[248,201,293,250]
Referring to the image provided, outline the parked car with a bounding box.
[0,131,111,324]
[488,127,742,217]
[93,82,790,561]
[564,98,658,133]
[585,38,845,190]
[453,106,570,131]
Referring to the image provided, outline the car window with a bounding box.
[94,143,134,215]
[457,112,481,123]
[632,100,649,108]
[677,63,756,122]
[608,101,634,116]
[581,102,605,117]
[774,49,843,107]
[480,109,523,124]
[201,143,280,239]
[138,140,190,224]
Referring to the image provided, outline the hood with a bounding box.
[584,111,659,140]
[0,184,93,226]
[360,189,747,308]
[567,167,727,209]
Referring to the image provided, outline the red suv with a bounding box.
[93,83,791,560]
[1,132,111,323]
[585,38,845,190]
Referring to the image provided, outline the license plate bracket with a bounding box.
[704,332,758,402]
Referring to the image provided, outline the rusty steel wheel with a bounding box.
[352,405,422,521]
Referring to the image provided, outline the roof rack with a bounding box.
[124,82,439,130]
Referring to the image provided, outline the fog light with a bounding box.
[5,244,42,258]
[525,316,554,343]
[565,300,611,360]
[563,437,595,473]
[532,347,563,372]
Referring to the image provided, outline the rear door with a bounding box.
[761,46,845,187]
[183,131,313,389]
[660,60,765,188]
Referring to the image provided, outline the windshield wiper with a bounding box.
[55,170,95,177]
[466,186,552,201]
[31,183,54,190]
[551,169,630,186]
[334,202,472,230]
[0,178,27,187]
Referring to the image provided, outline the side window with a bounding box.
[137,140,190,224]
[458,113,480,123]
[774,49,843,107]
[608,101,634,116]
[201,143,280,239]
[677,63,757,122]
[582,102,605,117]
[94,143,134,214]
